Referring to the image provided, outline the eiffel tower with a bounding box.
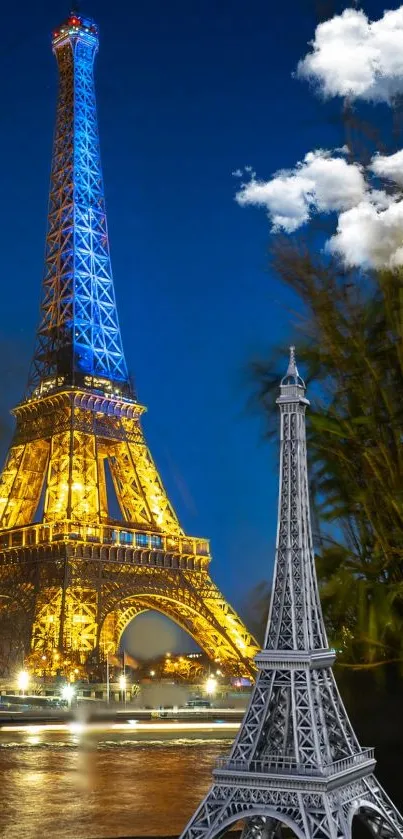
[0,11,258,676]
[180,349,403,839]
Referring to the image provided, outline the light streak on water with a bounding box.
[0,720,240,734]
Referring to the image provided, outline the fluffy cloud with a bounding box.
[236,146,403,269]
[371,149,403,186]
[297,6,403,103]
[235,150,366,232]
[328,195,403,269]
[236,8,403,267]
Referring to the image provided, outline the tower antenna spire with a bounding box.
[280,343,305,390]
[286,344,297,376]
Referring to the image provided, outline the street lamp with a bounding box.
[17,670,29,696]
[119,674,126,707]
[61,684,75,710]
[205,676,217,697]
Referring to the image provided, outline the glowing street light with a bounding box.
[17,671,29,696]
[205,676,217,697]
[61,684,75,709]
[149,670,155,677]
[119,674,127,708]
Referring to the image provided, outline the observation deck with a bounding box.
[0,520,210,572]
[214,748,376,790]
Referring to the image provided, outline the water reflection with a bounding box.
[0,727,230,839]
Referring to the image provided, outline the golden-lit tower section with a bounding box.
[0,12,259,677]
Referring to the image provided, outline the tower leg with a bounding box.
[348,776,403,839]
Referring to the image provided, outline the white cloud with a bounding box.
[235,150,366,232]
[328,194,403,268]
[236,8,403,268]
[297,6,403,103]
[236,172,312,232]
[236,146,403,268]
[371,149,403,186]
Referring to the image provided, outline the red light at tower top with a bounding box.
[52,11,99,46]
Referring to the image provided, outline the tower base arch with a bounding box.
[0,536,258,677]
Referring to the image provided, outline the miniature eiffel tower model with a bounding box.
[180,349,403,839]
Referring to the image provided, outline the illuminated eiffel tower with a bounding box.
[0,12,258,676]
[180,350,403,839]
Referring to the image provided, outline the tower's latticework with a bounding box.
[0,12,258,675]
[180,349,403,839]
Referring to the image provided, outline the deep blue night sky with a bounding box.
[0,0,386,652]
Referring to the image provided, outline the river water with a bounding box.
[0,725,231,839]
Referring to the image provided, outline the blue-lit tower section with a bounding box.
[28,12,130,397]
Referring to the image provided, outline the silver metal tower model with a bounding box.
[180,348,403,839]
